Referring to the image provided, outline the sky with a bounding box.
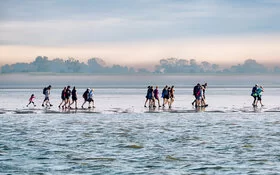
[0,0,280,69]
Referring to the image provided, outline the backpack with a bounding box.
[164,89,169,96]
[251,87,257,96]
[193,85,199,96]
[83,91,88,99]
[43,87,47,95]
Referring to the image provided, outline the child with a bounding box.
[27,94,36,107]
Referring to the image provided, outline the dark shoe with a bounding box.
[50,104,53,107]
[42,104,44,107]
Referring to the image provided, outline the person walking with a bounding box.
[42,85,52,107]
[255,86,264,107]
[69,86,78,109]
[88,88,95,108]
[27,94,36,107]
[153,86,161,107]
[169,86,175,108]
[81,88,90,109]
[251,84,258,106]
[58,87,66,108]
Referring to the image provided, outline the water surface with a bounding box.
[1,76,280,174]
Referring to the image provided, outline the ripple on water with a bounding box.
[1,112,280,174]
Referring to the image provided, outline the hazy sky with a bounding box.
[1,0,280,68]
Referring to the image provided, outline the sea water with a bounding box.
[1,75,280,174]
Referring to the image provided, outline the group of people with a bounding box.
[27,83,265,109]
[251,84,264,107]
[192,83,208,107]
[81,88,95,109]
[143,83,208,109]
[144,85,175,108]
[58,86,77,109]
[27,85,95,109]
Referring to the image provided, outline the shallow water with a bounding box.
[1,112,280,174]
[1,87,280,174]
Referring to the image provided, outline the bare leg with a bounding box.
[144,98,148,107]
[81,100,87,108]
[166,99,170,108]
[163,98,167,107]
[27,101,31,107]
[252,97,257,106]
[59,100,65,108]
[69,100,74,108]
[196,98,201,107]
[68,100,71,108]
[153,98,156,107]
[62,99,67,108]
[157,98,161,107]
[45,99,50,107]
[42,99,46,107]
[88,100,92,108]
[192,98,196,105]
[169,98,174,108]
[201,97,206,106]
[260,100,264,106]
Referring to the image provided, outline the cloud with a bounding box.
[1,0,280,68]
[1,34,280,69]
[1,0,280,46]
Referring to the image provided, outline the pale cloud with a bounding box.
[1,34,280,69]
[1,0,280,46]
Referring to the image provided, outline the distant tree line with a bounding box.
[0,56,136,74]
[154,58,277,74]
[1,56,280,74]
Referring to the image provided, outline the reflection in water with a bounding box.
[195,106,206,112]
